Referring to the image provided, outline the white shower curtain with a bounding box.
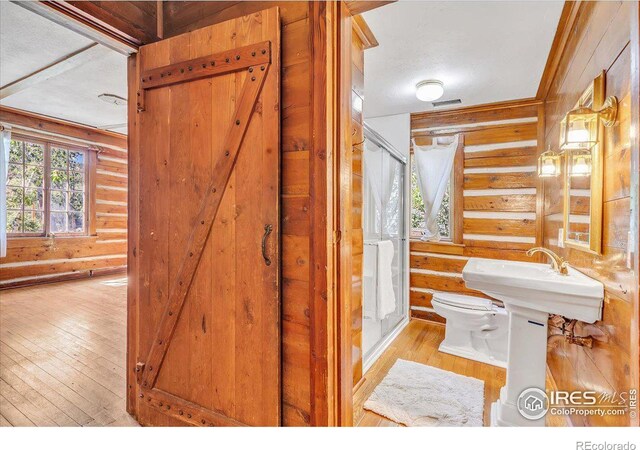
[413,135,459,241]
[364,143,396,231]
[0,126,11,257]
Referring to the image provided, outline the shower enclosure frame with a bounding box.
[360,122,410,375]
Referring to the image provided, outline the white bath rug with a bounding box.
[363,359,485,427]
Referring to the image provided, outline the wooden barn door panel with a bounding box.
[132,9,280,427]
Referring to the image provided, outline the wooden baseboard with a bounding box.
[0,266,127,290]
[352,375,366,394]
[410,309,446,325]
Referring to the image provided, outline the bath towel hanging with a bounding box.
[376,239,396,320]
[412,134,459,241]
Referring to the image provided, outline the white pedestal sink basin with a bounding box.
[462,258,604,427]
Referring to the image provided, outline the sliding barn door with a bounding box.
[130,9,280,427]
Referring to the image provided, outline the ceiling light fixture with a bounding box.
[98,93,127,106]
[416,80,444,102]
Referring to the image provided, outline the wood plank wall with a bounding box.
[540,0,636,426]
[163,1,327,426]
[350,18,365,390]
[408,99,543,322]
[0,109,128,288]
[64,1,159,44]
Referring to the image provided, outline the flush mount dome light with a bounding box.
[98,93,127,106]
[416,80,444,102]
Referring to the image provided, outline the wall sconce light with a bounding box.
[568,148,592,177]
[559,96,618,150]
[538,146,561,178]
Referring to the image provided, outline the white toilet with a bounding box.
[431,292,509,368]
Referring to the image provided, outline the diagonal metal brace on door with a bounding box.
[139,53,272,389]
[136,40,271,112]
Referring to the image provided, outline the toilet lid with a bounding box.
[432,292,494,311]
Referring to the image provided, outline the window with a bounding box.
[410,154,453,240]
[6,136,89,237]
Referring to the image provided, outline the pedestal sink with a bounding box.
[462,258,604,427]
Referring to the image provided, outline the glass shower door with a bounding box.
[362,126,407,368]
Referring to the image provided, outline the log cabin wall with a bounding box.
[539,0,637,426]
[161,0,336,426]
[0,107,128,288]
[408,99,544,322]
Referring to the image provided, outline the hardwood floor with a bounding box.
[354,319,565,427]
[0,275,137,426]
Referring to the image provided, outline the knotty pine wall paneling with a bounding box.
[409,99,543,322]
[540,0,637,427]
[0,108,128,288]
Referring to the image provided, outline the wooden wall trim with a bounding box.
[344,1,395,16]
[536,1,583,100]
[16,1,145,54]
[352,14,378,49]
[309,0,334,426]
[126,53,140,418]
[0,266,126,290]
[411,98,542,130]
[0,106,127,151]
[630,0,640,427]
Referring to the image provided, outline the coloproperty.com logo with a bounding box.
[517,387,638,420]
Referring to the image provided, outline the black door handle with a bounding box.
[262,224,273,266]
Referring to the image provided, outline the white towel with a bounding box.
[363,243,378,320]
[376,240,396,320]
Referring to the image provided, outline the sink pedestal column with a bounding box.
[491,304,548,427]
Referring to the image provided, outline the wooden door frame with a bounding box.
[630,0,640,428]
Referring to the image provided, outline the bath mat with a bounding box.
[363,359,484,426]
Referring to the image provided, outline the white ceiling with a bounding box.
[0,1,128,133]
[362,0,564,118]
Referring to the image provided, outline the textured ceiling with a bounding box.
[0,1,128,133]
[362,0,564,118]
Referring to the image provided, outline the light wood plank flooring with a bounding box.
[354,319,564,427]
[0,275,137,426]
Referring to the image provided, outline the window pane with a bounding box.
[50,170,68,190]
[50,190,67,211]
[24,188,45,211]
[9,140,22,163]
[51,147,68,168]
[69,171,84,191]
[69,192,84,212]
[7,187,23,209]
[69,151,84,170]
[68,212,84,233]
[25,142,44,165]
[410,156,426,231]
[23,210,44,233]
[6,210,23,233]
[24,165,44,188]
[7,163,23,186]
[50,212,67,233]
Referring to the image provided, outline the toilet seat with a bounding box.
[432,292,494,311]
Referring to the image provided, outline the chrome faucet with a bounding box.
[526,247,570,275]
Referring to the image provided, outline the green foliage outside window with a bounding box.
[5,139,86,235]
